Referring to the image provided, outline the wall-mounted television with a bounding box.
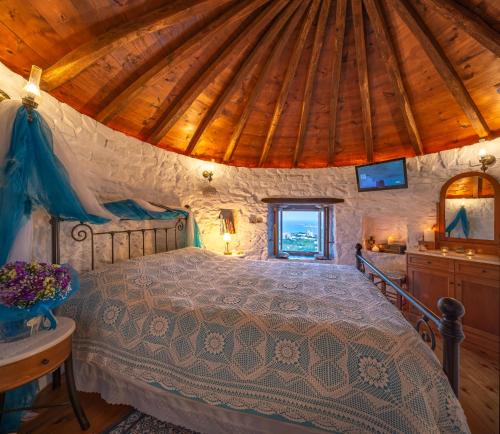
[355,157,408,192]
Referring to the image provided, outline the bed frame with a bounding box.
[48,222,463,398]
[50,215,188,270]
[355,244,465,397]
[49,214,188,389]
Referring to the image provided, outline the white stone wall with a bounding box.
[1,61,499,266]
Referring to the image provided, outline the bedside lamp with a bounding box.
[223,232,231,255]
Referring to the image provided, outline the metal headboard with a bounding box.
[50,216,187,270]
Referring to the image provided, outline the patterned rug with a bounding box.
[103,410,201,434]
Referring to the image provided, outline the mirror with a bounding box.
[438,172,499,255]
[444,175,495,240]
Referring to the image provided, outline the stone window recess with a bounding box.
[268,204,334,260]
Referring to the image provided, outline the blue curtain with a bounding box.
[0,106,110,266]
[445,206,470,238]
[0,107,109,433]
[104,199,188,220]
[0,383,38,433]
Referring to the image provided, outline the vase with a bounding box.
[0,316,43,343]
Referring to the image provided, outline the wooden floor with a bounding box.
[19,345,499,434]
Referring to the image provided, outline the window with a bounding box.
[270,205,334,259]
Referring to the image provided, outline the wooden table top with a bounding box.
[0,317,75,367]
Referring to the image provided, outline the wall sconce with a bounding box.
[470,146,496,172]
[201,160,215,183]
[202,169,213,182]
[22,65,42,121]
[478,148,496,172]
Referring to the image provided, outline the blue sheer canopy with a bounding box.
[0,106,110,265]
[104,199,188,220]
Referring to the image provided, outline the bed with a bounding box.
[59,246,469,434]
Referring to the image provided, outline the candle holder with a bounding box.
[465,248,475,258]
[440,246,449,256]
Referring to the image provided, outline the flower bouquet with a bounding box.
[0,262,79,342]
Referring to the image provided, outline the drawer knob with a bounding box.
[426,261,431,264]
[41,358,50,365]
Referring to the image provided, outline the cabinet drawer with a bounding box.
[0,336,71,392]
[407,254,452,271]
[455,261,500,280]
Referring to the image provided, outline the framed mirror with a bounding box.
[438,172,499,255]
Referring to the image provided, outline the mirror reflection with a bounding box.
[444,176,495,240]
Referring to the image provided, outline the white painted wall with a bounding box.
[1,61,499,266]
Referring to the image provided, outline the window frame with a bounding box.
[271,204,333,259]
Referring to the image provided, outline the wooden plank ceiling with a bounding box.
[0,0,498,168]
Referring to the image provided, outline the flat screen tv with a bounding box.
[355,158,408,192]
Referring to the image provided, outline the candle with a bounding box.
[371,245,380,252]
[440,247,449,255]
[424,229,434,242]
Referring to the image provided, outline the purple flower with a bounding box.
[0,262,72,309]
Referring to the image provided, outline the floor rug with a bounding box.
[103,410,202,434]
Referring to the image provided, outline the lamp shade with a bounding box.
[223,233,231,242]
[24,65,42,98]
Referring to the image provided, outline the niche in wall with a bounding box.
[362,215,408,248]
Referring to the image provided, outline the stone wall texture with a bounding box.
[1,61,499,266]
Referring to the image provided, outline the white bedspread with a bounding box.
[60,248,469,433]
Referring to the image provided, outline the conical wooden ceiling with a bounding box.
[1,0,499,168]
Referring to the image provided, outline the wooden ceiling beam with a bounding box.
[42,0,226,91]
[424,0,500,58]
[363,0,423,156]
[390,0,490,138]
[352,0,373,163]
[258,0,321,167]
[223,1,311,163]
[184,0,303,156]
[147,0,290,145]
[292,0,331,167]
[328,0,347,165]
[96,0,269,124]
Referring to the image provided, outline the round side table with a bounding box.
[0,317,89,430]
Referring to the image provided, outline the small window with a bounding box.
[270,205,334,259]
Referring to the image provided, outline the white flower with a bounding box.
[275,339,300,365]
[358,356,389,389]
[278,301,300,311]
[149,316,169,337]
[103,305,120,325]
[204,332,225,354]
[222,295,241,305]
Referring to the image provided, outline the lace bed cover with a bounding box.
[60,248,469,433]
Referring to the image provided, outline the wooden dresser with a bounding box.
[407,250,500,357]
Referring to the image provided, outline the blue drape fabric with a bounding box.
[0,106,109,266]
[104,199,188,220]
[445,206,470,238]
[104,200,202,247]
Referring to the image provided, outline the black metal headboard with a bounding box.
[50,216,187,270]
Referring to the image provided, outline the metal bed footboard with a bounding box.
[355,244,465,396]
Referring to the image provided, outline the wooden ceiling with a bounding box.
[0,0,499,168]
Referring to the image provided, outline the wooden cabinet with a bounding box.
[407,253,500,357]
[407,266,454,317]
